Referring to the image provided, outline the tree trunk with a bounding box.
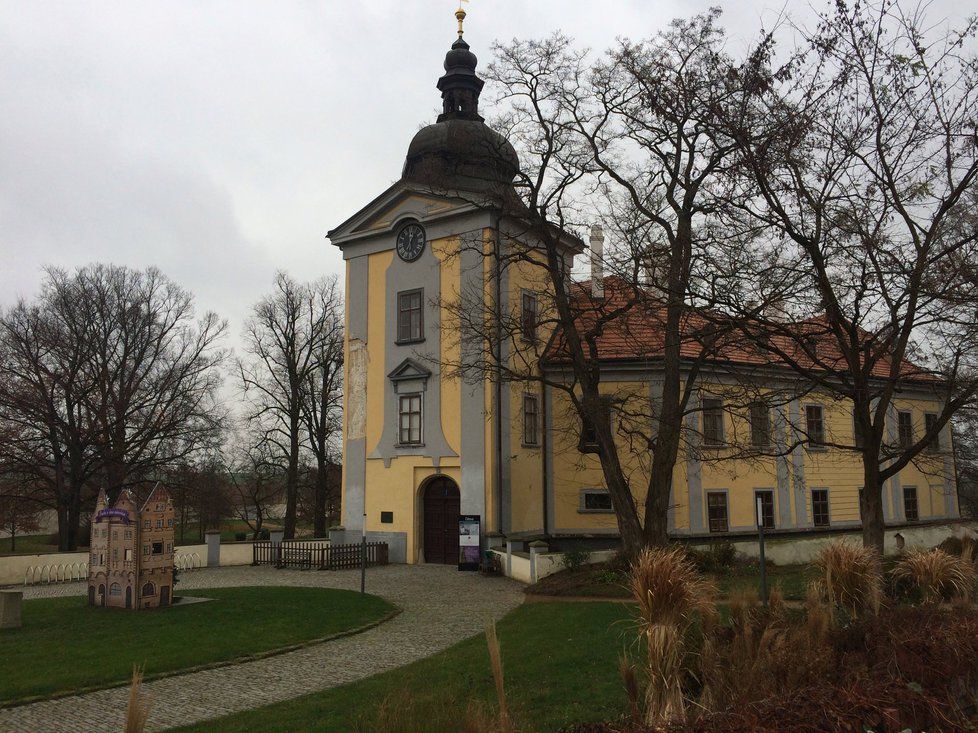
[860,460,886,554]
[314,456,328,538]
[284,413,300,540]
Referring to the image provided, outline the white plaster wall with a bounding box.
[0,552,89,586]
[219,542,256,566]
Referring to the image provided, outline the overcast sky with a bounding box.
[0,0,969,346]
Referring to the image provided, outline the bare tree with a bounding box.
[240,273,340,539]
[224,432,283,540]
[0,264,227,550]
[300,275,344,538]
[0,475,42,552]
[726,0,978,550]
[433,13,774,555]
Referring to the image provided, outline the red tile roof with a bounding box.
[543,276,935,383]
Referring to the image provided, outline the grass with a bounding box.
[0,586,394,703]
[0,534,88,556]
[172,601,636,733]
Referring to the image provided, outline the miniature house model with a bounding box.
[87,485,175,609]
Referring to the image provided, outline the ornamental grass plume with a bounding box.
[813,540,883,620]
[124,665,152,733]
[628,546,717,726]
[485,618,513,733]
[891,547,976,605]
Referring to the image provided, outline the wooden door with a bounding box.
[423,477,460,564]
[125,586,132,609]
[160,586,170,607]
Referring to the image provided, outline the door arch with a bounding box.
[422,476,460,565]
[125,586,132,609]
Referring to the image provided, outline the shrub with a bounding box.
[891,547,976,604]
[234,532,247,542]
[690,541,737,573]
[812,540,882,621]
[561,547,593,572]
[258,528,270,540]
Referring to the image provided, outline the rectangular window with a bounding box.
[521,292,538,343]
[924,413,941,453]
[167,518,174,527]
[152,541,163,555]
[755,490,775,529]
[806,405,825,446]
[898,411,913,450]
[143,520,150,529]
[396,289,424,343]
[812,488,830,527]
[522,394,539,446]
[707,492,729,533]
[112,548,118,561]
[581,490,614,513]
[903,486,919,522]
[749,402,771,447]
[702,398,724,446]
[398,394,423,445]
[156,519,162,529]
[142,545,149,556]
[125,549,133,562]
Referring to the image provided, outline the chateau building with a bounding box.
[87,484,175,609]
[328,10,958,565]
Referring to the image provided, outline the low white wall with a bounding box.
[701,520,978,566]
[219,542,255,566]
[0,552,89,587]
[493,521,978,585]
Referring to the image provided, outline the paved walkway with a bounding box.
[0,565,524,732]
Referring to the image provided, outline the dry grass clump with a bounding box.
[123,665,152,733]
[627,546,717,727]
[812,540,883,620]
[891,546,976,604]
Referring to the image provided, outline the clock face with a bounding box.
[396,223,426,262]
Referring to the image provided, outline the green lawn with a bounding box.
[0,534,86,556]
[174,602,636,733]
[0,586,394,703]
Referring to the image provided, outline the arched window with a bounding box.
[109,583,122,596]
[142,582,155,596]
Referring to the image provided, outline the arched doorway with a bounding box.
[125,586,132,609]
[422,476,460,565]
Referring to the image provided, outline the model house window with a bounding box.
[522,394,540,446]
[396,289,424,343]
[755,490,775,529]
[112,548,118,560]
[156,519,162,529]
[749,401,771,447]
[142,545,148,556]
[903,486,919,522]
[142,582,155,596]
[109,583,122,596]
[398,394,423,445]
[702,398,724,446]
[125,549,133,562]
[707,492,728,533]
[580,489,614,512]
[806,405,825,446]
[167,518,174,527]
[144,520,150,529]
[152,541,163,555]
[812,489,830,527]
[898,411,913,449]
[521,292,538,343]
[924,413,941,453]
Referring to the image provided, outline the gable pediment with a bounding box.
[387,358,432,383]
[327,182,478,247]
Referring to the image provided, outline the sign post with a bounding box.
[458,515,481,571]
[756,495,768,607]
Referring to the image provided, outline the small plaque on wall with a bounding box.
[380,511,394,524]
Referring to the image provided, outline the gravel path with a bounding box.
[0,564,523,732]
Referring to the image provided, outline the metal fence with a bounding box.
[252,540,389,570]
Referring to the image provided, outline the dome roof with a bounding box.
[400,16,520,196]
[402,118,519,191]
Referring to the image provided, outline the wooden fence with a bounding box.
[252,541,389,570]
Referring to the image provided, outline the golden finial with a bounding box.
[456,0,469,37]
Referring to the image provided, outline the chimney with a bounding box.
[590,224,605,298]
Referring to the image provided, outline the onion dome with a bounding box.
[402,7,520,194]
